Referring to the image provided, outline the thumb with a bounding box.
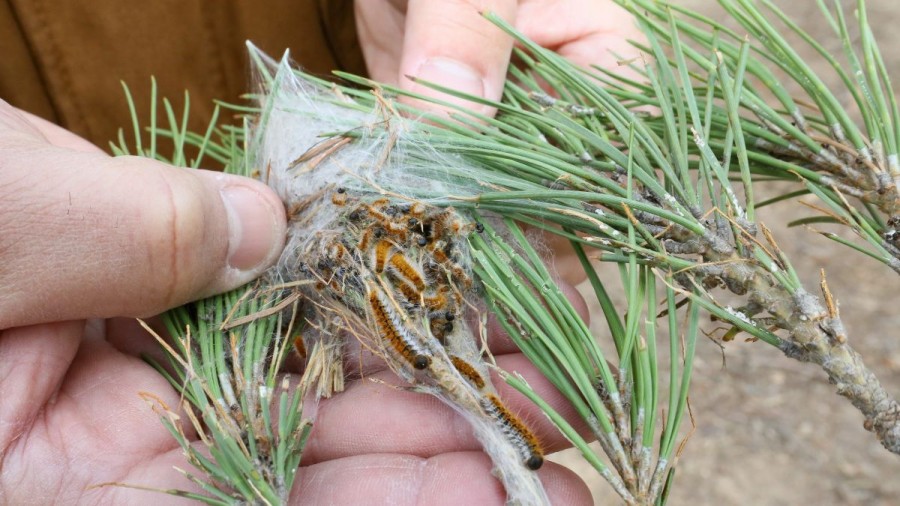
[0,104,286,328]
[398,0,517,118]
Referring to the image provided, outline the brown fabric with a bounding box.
[0,0,366,151]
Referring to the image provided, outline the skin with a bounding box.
[0,1,638,503]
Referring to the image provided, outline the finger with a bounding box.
[517,0,642,71]
[300,353,589,465]
[398,0,518,117]
[354,0,407,84]
[0,104,286,328]
[291,452,591,506]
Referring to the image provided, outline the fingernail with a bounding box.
[413,57,485,108]
[220,184,285,272]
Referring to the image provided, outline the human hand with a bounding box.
[0,100,287,502]
[1,304,592,505]
[355,0,641,117]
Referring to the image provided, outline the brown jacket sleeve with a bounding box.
[0,0,366,150]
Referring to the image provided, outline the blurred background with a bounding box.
[552,1,900,504]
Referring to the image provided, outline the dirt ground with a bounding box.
[551,2,900,504]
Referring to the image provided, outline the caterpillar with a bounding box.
[423,289,448,312]
[373,240,393,273]
[481,394,544,470]
[388,252,426,291]
[331,187,348,206]
[449,355,485,390]
[358,227,373,251]
[392,277,423,309]
[367,287,431,370]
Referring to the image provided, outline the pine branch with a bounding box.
[120,1,900,504]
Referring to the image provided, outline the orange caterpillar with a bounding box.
[389,253,426,291]
[331,187,348,206]
[431,247,450,265]
[407,202,426,219]
[360,201,408,241]
[382,220,408,242]
[367,288,431,370]
[362,197,390,213]
[428,208,456,240]
[428,243,472,289]
[481,394,544,470]
[358,227,373,251]
[373,240,392,273]
[392,277,422,308]
[424,288,448,311]
[449,355,485,390]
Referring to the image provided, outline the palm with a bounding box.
[1,320,196,504]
